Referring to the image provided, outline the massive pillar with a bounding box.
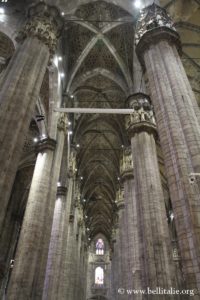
[135,4,200,293]
[120,148,143,297]
[7,114,67,299]
[74,222,87,300]
[115,190,125,299]
[111,219,119,299]
[56,161,76,299]
[0,2,63,233]
[125,93,178,297]
[42,119,70,300]
[57,181,81,300]
[42,186,68,300]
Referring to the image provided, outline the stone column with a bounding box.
[111,221,119,299]
[7,114,67,299]
[0,2,63,235]
[6,138,56,299]
[135,4,200,293]
[125,93,178,297]
[56,155,77,300]
[115,191,125,300]
[120,148,143,297]
[74,223,85,300]
[57,185,79,300]
[42,116,70,300]
[42,186,67,300]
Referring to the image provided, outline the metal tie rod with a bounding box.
[54,108,135,114]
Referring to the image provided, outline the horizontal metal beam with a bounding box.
[54,108,134,114]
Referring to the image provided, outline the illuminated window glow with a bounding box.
[95,267,104,285]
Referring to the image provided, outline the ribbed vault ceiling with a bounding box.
[10,0,199,241]
[64,1,132,240]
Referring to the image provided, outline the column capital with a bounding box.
[57,113,69,132]
[57,186,67,197]
[125,93,157,138]
[135,3,181,68]
[16,2,64,55]
[36,137,57,153]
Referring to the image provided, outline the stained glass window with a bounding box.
[96,238,104,255]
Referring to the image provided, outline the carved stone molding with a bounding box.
[16,2,63,54]
[117,200,125,211]
[35,137,56,153]
[125,93,157,138]
[135,4,181,68]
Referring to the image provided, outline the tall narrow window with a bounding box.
[95,267,104,285]
[96,238,104,255]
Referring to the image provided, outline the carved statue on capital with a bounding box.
[120,147,133,176]
[68,150,77,177]
[125,93,157,137]
[125,93,156,129]
[115,187,125,213]
[57,113,68,132]
[78,218,84,228]
[16,2,63,55]
[116,187,124,204]
[135,3,181,67]
[135,3,176,46]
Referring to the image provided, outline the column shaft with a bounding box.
[0,37,49,231]
[7,125,65,299]
[123,177,142,295]
[144,45,200,290]
[115,199,125,300]
[7,139,55,299]
[135,5,200,291]
[0,2,63,236]
[131,131,175,293]
[42,187,67,300]
[57,177,75,299]
[126,93,178,298]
